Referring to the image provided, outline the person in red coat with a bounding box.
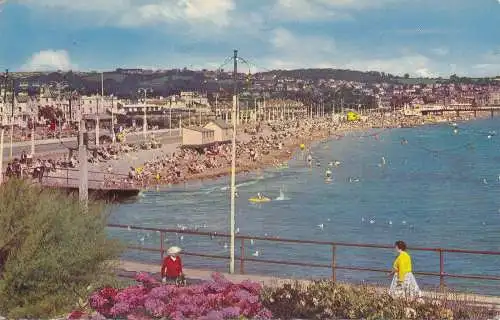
[161,246,183,284]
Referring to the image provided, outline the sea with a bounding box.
[108,117,500,295]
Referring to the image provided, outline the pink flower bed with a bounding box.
[83,272,272,320]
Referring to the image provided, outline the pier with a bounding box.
[42,167,141,201]
[417,104,500,118]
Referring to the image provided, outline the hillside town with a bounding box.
[1,69,500,135]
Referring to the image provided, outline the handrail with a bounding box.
[107,224,500,290]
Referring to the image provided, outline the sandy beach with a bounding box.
[11,110,491,190]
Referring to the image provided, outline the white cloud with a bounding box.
[471,64,500,77]
[20,0,235,28]
[18,0,128,14]
[344,55,437,77]
[430,47,449,56]
[119,0,235,27]
[271,0,401,21]
[263,28,336,69]
[12,0,499,77]
[21,50,75,71]
[258,29,442,77]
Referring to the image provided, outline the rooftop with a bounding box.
[184,126,214,133]
[206,119,232,130]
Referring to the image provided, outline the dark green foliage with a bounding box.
[0,179,123,318]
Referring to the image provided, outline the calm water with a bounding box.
[109,117,500,295]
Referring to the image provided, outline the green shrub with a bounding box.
[0,179,123,318]
[261,280,498,320]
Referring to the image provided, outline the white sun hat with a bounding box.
[167,246,182,255]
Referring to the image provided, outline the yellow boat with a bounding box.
[248,196,271,203]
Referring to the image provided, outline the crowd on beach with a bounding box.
[3,110,478,188]
[123,111,445,187]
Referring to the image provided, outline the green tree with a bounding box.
[0,179,123,318]
[38,106,63,122]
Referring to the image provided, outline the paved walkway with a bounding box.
[118,260,500,309]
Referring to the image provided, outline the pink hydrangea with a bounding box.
[144,298,167,317]
[87,271,272,319]
[135,272,158,286]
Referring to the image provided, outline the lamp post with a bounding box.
[138,88,152,141]
[110,94,116,143]
[96,72,105,147]
[0,105,4,185]
[1,70,6,182]
[30,110,35,156]
[229,49,238,274]
[9,78,14,160]
[169,99,172,136]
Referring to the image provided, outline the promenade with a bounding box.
[117,260,500,310]
[1,128,180,160]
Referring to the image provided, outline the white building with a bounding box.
[490,91,500,105]
[79,95,116,115]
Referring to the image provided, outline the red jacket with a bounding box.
[161,256,182,278]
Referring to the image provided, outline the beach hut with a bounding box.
[182,126,215,146]
[204,120,232,143]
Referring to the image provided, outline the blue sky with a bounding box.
[0,0,499,77]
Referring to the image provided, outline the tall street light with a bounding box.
[138,88,152,141]
[0,70,6,185]
[96,72,105,147]
[30,102,35,156]
[229,49,238,274]
[9,77,14,159]
[169,99,172,136]
[110,94,116,143]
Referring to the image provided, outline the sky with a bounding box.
[0,0,499,77]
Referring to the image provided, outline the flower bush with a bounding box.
[260,280,499,320]
[85,272,272,319]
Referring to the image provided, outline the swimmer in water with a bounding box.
[235,188,239,198]
[257,192,263,200]
[325,169,332,179]
[307,154,312,164]
[379,157,386,167]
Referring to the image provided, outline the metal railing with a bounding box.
[42,167,136,189]
[107,224,500,289]
[2,166,146,190]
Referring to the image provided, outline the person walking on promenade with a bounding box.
[389,240,421,298]
[161,246,184,285]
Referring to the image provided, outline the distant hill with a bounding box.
[7,68,497,99]
[257,68,398,83]
[11,68,396,97]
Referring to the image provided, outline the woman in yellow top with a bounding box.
[389,240,421,298]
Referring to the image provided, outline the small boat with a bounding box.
[248,196,271,203]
